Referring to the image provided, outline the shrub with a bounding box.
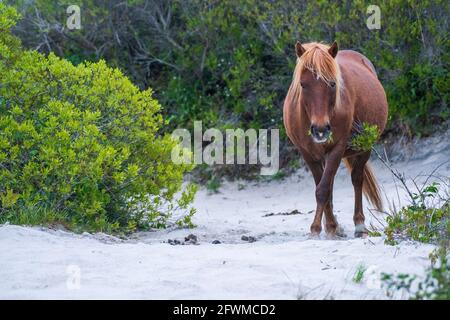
[384,182,449,245]
[0,4,196,233]
[380,178,449,300]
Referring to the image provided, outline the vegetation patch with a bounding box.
[0,5,196,234]
[384,182,449,245]
[380,177,449,300]
[350,122,380,152]
[352,263,367,284]
[382,247,449,300]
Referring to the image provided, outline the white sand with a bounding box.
[0,132,448,299]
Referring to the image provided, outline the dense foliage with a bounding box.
[0,4,196,233]
[8,0,449,139]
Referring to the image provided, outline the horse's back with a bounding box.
[337,50,378,77]
[336,50,388,132]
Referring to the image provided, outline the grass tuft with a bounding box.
[353,263,367,284]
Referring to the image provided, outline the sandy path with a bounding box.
[0,131,448,299]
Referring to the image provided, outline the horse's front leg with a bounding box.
[303,161,340,236]
[301,152,324,235]
[310,145,345,236]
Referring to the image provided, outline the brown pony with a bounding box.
[283,41,388,238]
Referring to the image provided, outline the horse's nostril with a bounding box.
[311,124,330,135]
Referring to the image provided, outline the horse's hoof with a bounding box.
[327,229,347,240]
[325,225,346,239]
[308,232,321,240]
[354,231,368,238]
[354,224,368,238]
[336,225,347,238]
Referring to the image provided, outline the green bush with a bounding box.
[384,182,449,245]
[0,4,196,233]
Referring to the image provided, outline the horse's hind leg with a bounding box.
[349,152,371,237]
[324,179,336,233]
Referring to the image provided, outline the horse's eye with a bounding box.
[330,82,336,88]
[300,82,306,88]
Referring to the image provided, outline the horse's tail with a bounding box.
[343,159,383,212]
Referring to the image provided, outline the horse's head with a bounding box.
[290,41,342,143]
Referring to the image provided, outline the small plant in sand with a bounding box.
[384,182,449,245]
[353,263,367,284]
[350,122,380,152]
[382,246,449,300]
[206,176,222,194]
[376,162,449,300]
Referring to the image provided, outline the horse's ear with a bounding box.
[328,41,338,58]
[295,41,306,58]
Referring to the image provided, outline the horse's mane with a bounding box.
[287,42,343,110]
